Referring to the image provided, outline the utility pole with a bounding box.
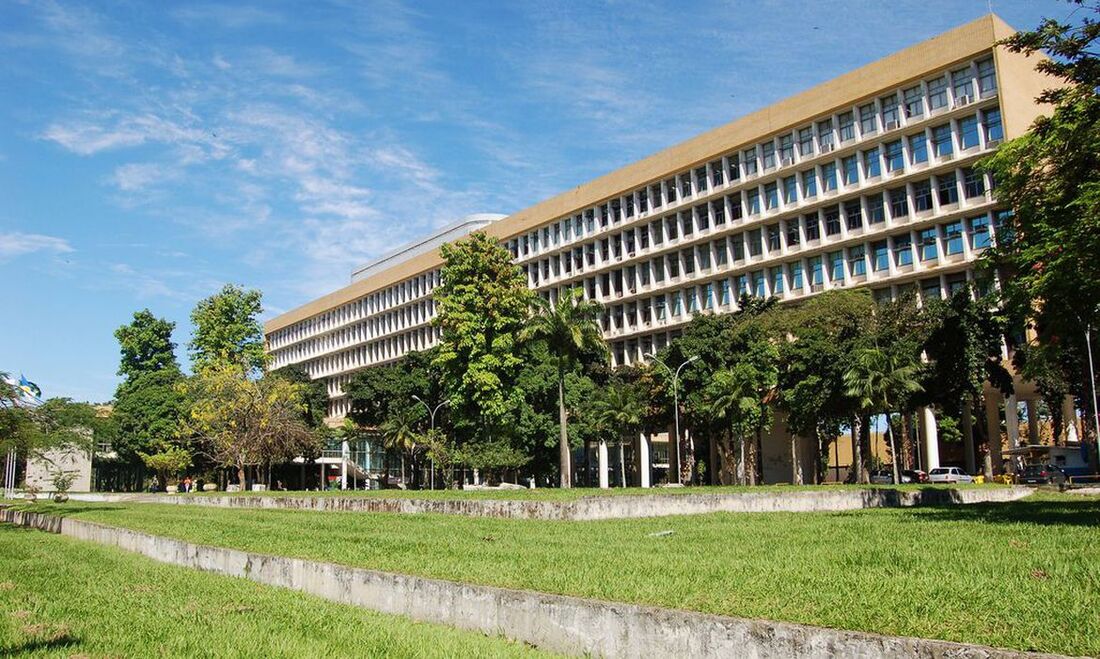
[644,352,698,485]
[413,395,449,490]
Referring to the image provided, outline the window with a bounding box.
[921,278,942,301]
[809,256,824,286]
[761,142,776,170]
[701,284,713,309]
[849,245,866,277]
[790,261,804,290]
[938,172,959,206]
[859,103,877,136]
[783,176,798,204]
[928,76,948,110]
[650,220,663,245]
[867,193,885,224]
[771,266,785,294]
[893,234,913,267]
[695,166,708,192]
[844,200,863,230]
[829,251,845,283]
[682,213,694,236]
[983,108,1003,142]
[698,245,711,269]
[719,279,731,305]
[710,160,724,187]
[727,154,741,182]
[839,111,855,141]
[748,228,762,257]
[863,147,881,178]
[712,199,726,225]
[969,215,991,249]
[747,188,761,215]
[959,115,980,149]
[653,258,665,282]
[952,67,974,102]
[822,162,838,191]
[884,139,904,172]
[994,209,1014,245]
[818,119,835,148]
[779,134,794,163]
[736,274,748,296]
[881,94,900,126]
[932,124,953,157]
[744,148,759,176]
[786,219,801,246]
[798,127,814,156]
[682,248,695,274]
[804,213,821,241]
[672,291,683,315]
[667,253,680,278]
[824,206,841,235]
[888,185,906,218]
[767,224,782,251]
[765,182,779,210]
[665,216,678,240]
[963,168,985,198]
[665,178,677,203]
[943,220,964,255]
[714,238,728,266]
[695,205,709,231]
[946,272,968,296]
[872,240,889,271]
[731,234,745,261]
[752,271,766,297]
[977,57,996,95]
[919,227,938,261]
[904,85,924,118]
[909,133,928,164]
[729,193,743,220]
[914,180,933,212]
[802,169,818,198]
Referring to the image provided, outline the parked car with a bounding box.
[870,469,915,484]
[902,469,928,483]
[928,467,973,484]
[1018,464,1067,486]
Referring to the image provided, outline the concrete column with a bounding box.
[598,440,609,489]
[1005,394,1021,474]
[984,391,1003,475]
[961,404,976,474]
[1025,399,1041,444]
[1063,396,1079,444]
[920,407,940,471]
[340,439,349,490]
[638,433,651,488]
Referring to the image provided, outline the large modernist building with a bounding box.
[265,15,1064,482]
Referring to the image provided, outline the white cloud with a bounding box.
[111,163,171,191]
[0,232,74,259]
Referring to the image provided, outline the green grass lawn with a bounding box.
[172,482,996,501]
[15,492,1099,656]
[0,525,551,658]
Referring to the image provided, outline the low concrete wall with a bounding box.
[69,486,1034,520]
[0,509,1071,659]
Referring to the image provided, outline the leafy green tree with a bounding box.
[843,348,923,484]
[980,4,1100,448]
[139,445,192,489]
[271,364,329,429]
[520,287,606,488]
[381,406,424,486]
[433,233,533,453]
[189,284,267,373]
[112,310,187,480]
[114,309,178,380]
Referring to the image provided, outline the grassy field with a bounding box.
[16,492,1100,656]
[170,482,996,501]
[0,525,551,658]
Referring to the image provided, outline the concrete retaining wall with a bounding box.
[68,486,1034,520]
[0,509,1071,659]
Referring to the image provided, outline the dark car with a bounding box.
[1018,464,1066,486]
[902,469,928,483]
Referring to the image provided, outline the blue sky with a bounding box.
[0,0,1073,403]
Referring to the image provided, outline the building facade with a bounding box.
[265,15,1062,480]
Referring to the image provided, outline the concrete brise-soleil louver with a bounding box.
[263,14,1068,484]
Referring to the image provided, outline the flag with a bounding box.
[18,374,41,399]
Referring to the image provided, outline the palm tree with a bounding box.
[843,347,923,484]
[704,367,760,485]
[381,407,422,487]
[521,288,606,488]
[590,382,644,487]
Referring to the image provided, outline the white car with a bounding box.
[928,466,973,484]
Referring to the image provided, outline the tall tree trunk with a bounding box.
[738,433,746,485]
[885,414,900,484]
[850,416,863,484]
[237,463,246,491]
[755,428,764,485]
[900,412,914,470]
[790,432,803,485]
[558,373,571,488]
[619,439,626,487]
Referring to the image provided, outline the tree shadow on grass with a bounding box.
[906,498,1100,528]
[0,632,80,655]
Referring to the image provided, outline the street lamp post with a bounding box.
[644,352,698,485]
[1085,324,1100,449]
[413,395,449,490]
